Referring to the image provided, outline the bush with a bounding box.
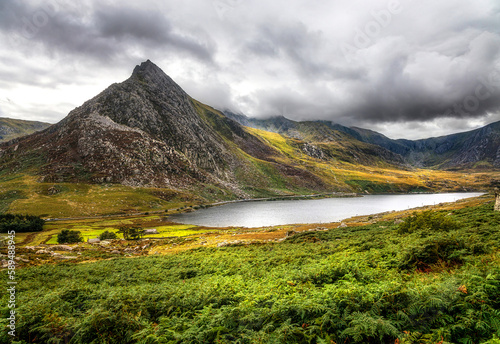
[398,210,458,234]
[57,229,83,244]
[99,230,117,240]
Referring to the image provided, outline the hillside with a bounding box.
[0,61,335,196]
[0,117,51,142]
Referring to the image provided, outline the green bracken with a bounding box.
[0,201,499,343]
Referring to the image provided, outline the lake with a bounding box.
[169,193,485,228]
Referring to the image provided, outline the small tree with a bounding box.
[99,230,118,240]
[117,226,144,240]
[57,229,83,244]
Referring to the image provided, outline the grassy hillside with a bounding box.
[0,174,234,218]
[0,117,50,142]
[2,198,499,343]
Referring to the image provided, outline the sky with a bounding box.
[0,0,500,140]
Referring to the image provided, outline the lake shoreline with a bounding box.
[206,188,489,208]
[171,191,489,228]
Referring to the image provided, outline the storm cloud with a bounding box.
[0,0,499,139]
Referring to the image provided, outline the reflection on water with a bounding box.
[170,193,485,228]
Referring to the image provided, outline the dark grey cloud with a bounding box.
[334,36,500,125]
[0,0,499,139]
[234,1,500,132]
[1,0,215,63]
[244,22,363,80]
[93,7,215,62]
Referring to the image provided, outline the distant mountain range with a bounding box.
[0,118,50,143]
[0,60,497,202]
[224,113,500,170]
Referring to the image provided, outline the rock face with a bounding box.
[93,61,231,174]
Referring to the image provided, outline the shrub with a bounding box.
[57,229,83,244]
[99,230,117,240]
[398,210,458,234]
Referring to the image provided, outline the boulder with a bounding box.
[50,245,73,251]
[144,228,159,235]
[217,240,243,247]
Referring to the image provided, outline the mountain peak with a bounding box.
[132,59,164,77]
[129,59,183,93]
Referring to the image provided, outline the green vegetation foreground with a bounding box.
[2,201,500,343]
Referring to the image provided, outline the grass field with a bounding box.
[18,214,207,245]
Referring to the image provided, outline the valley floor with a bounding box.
[8,194,492,264]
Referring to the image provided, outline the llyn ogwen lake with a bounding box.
[170,193,485,227]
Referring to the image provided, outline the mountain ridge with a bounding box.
[224,112,500,170]
[0,61,349,197]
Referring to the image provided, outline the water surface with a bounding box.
[170,193,485,227]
